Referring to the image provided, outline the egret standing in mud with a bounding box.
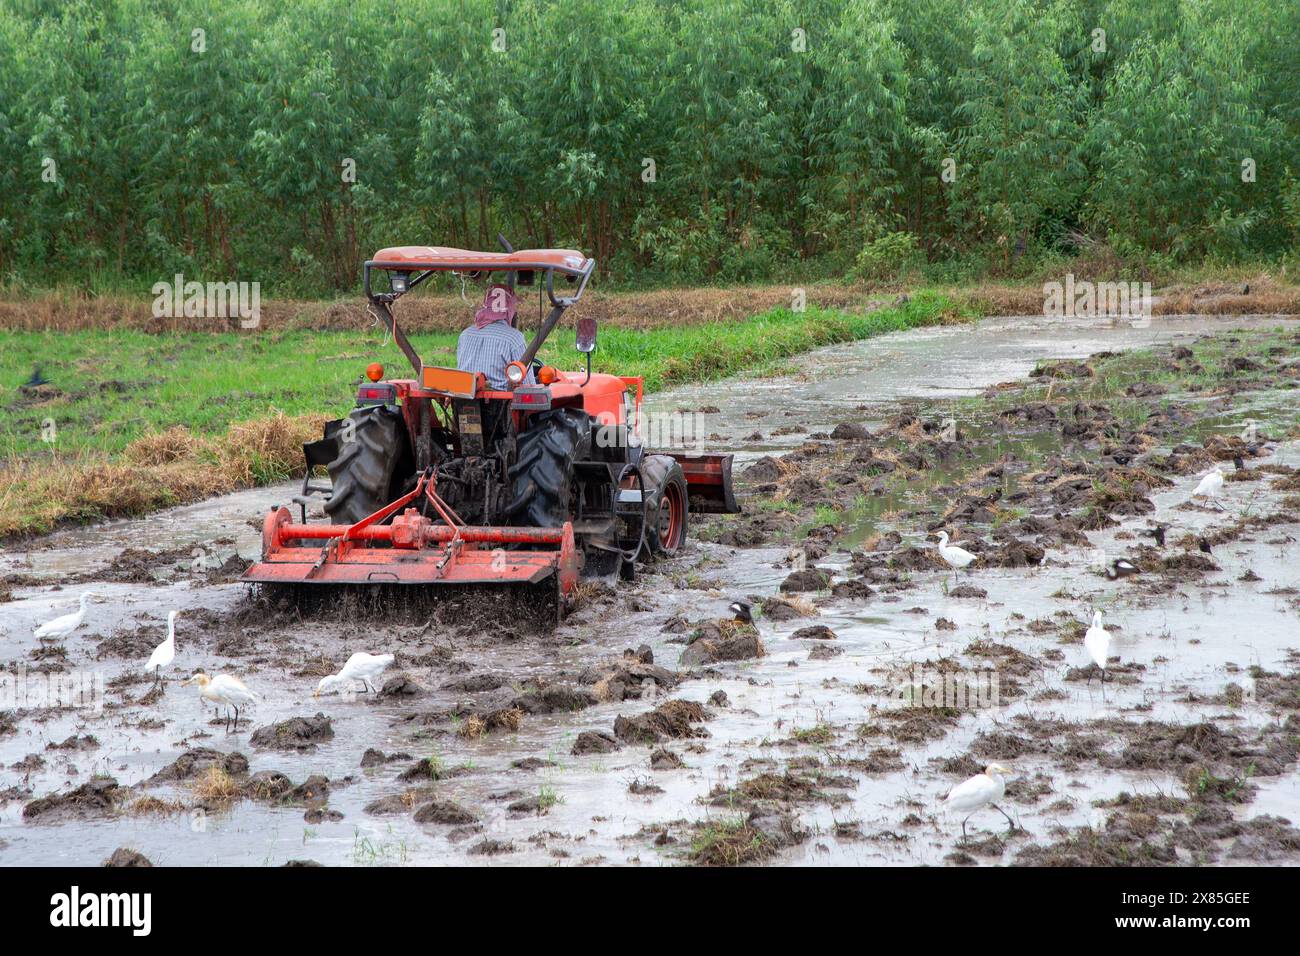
[144,611,178,690]
[182,672,256,732]
[34,591,95,646]
[1084,610,1111,683]
[1192,465,1225,508]
[944,764,1016,843]
[935,531,976,586]
[314,652,395,697]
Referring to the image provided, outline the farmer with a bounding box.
[456,282,535,390]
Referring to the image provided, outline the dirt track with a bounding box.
[2,313,1298,866]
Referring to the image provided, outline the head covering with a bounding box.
[474,283,517,329]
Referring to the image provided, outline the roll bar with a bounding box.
[363,247,596,378]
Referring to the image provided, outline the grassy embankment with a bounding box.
[0,291,968,538]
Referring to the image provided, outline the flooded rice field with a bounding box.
[2,313,1298,866]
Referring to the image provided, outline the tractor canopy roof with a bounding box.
[370,245,592,277]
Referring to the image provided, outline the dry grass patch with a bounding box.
[0,411,324,538]
[192,766,241,805]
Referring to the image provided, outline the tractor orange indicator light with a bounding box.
[538,365,559,385]
[366,362,385,382]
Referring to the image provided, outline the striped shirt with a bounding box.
[456,320,535,391]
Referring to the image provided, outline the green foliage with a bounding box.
[1,0,1296,294]
[854,232,922,281]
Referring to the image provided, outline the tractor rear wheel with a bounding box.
[641,454,689,557]
[323,406,413,525]
[509,407,591,528]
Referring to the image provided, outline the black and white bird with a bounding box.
[1198,537,1214,555]
[1105,558,1141,580]
[1142,524,1168,548]
[23,364,48,388]
[729,600,753,624]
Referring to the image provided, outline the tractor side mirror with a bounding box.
[576,318,598,353]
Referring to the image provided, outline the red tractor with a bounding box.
[243,243,737,614]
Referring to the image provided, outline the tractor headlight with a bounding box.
[504,361,526,387]
[389,271,409,294]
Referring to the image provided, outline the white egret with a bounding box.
[935,531,977,585]
[182,672,257,732]
[34,591,95,645]
[314,652,395,697]
[944,763,1016,842]
[1192,465,1224,507]
[1084,610,1111,683]
[144,611,178,690]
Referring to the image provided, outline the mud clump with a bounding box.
[1030,360,1094,380]
[744,456,784,482]
[688,812,807,866]
[441,673,506,693]
[1015,827,1177,867]
[360,748,411,768]
[889,547,943,572]
[614,699,710,744]
[679,622,765,666]
[780,569,831,592]
[103,847,153,867]
[147,748,249,784]
[24,777,126,822]
[467,838,515,856]
[831,578,876,600]
[249,713,334,752]
[512,683,597,714]
[791,624,836,640]
[1159,552,1220,574]
[760,596,814,620]
[414,799,479,825]
[985,539,1045,568]
[572,730,621,755]
[1103,721,1247,772]
[830,422,871,440]
[579,653,679,701]
[709,772,825,810]
[378,674,426,698]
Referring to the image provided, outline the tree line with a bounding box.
[0,0,1296,295]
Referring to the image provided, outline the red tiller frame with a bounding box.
[243,470,579,592]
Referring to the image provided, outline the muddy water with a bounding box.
[1,313,1297,866]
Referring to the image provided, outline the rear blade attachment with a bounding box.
[242,469,578,621]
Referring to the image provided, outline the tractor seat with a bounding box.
[292,435,338,522]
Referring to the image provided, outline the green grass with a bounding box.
[1,292,967,461]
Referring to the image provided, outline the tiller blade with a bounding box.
[241,469,579,594]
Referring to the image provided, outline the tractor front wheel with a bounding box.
[641,454,689,557]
